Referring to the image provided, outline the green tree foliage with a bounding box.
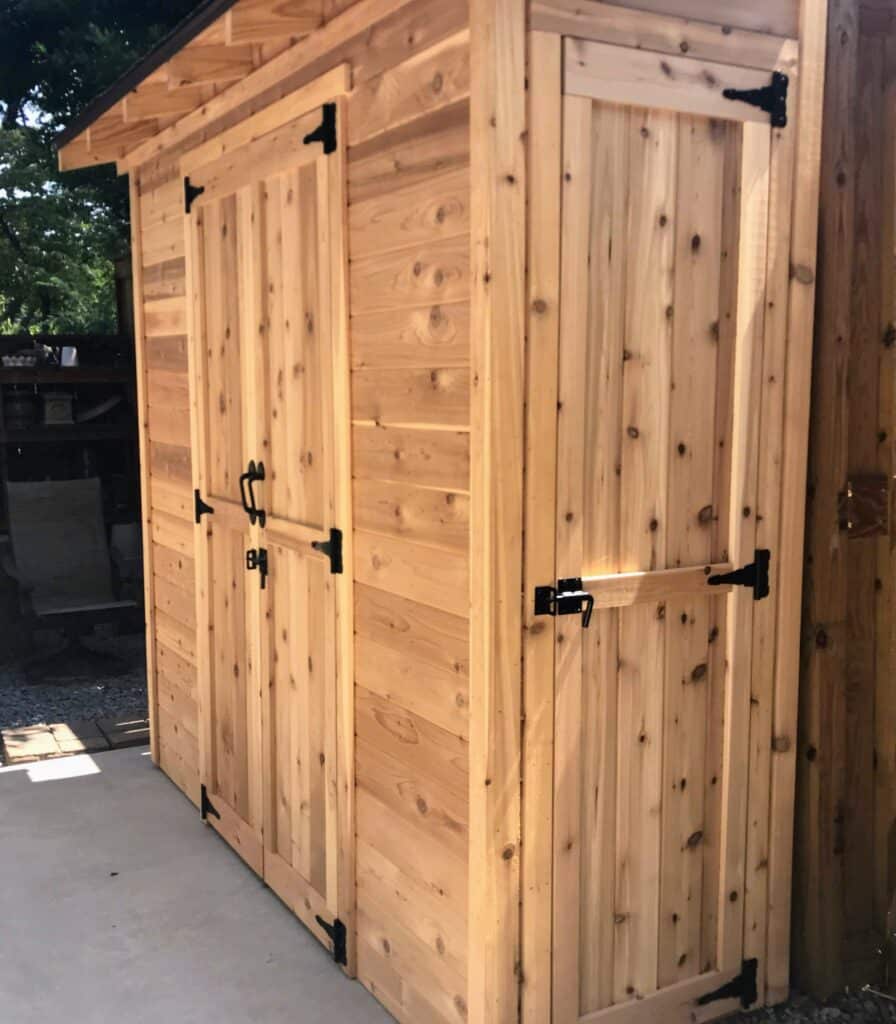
[0,0,195,333]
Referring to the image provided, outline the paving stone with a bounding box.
[49,720,110,754]
[1,724,61,763]
[96,715,150,749]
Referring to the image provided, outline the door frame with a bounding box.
[181,70,355,973]
[519,3,827,1020]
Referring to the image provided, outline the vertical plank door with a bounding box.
[184,98,352,959]
[526,25,800,1024]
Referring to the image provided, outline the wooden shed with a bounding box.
[57,1,827,1021]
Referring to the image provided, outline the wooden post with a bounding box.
[765,0,828,1004]
[469,0,527,1021]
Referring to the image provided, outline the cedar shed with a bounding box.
[58,1,827,1022]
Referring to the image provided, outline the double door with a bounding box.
[183,97,351,957]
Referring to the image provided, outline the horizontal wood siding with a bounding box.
[347,23,471,1024]
[135,158,200,807]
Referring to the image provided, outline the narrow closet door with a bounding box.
[525,26,801,1024]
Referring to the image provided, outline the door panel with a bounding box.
[545,33,785,1024]
[189,187,264,869]
[186,103,348,955]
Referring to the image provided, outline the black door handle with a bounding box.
[239,466,253,519]
[247,460,266,527]
[239,460,266,527]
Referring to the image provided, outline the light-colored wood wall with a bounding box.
[794,0,896,997]
[129,2,473,1021]
[346,17,473,1024]
[133,157,201,806]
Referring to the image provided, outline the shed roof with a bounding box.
[57,0,326,172]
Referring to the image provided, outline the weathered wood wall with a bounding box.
[794,0,896,997]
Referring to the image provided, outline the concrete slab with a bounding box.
[0,746,393,1024]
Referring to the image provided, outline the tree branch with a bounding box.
[0,209,26,257]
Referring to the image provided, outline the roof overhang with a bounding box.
[56,0,325,172]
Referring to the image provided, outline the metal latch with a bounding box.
[246,547,268,589]
[707,549,770,601]
[534,578,594,628]
[723,71,788,127]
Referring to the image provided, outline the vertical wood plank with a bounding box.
[551,93,592,1024]
[579,99,629,1015]
[324,96,356,973]
[743,101,796,1000]
[614,106,676,1004]
[129,171,161,765]
[874,23,896,957]
[469,0,526,1020]
[659,112,724,989]
[185,194,215,799]
[793,0,849,999]
[767,0,827,1002]
[716,121,770,973]
[521,29,561,1024]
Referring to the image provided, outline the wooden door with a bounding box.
[185,97,352,956]
[526,27,801,1024]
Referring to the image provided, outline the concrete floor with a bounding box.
[0,746,392,1024]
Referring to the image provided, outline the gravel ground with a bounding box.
[736,990,896,1023]
[0,629,148,731]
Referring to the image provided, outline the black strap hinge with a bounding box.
[194,489,215,524]
[696,958,758,1009]
[246,547,269,589]
[184,176,205,213]
[200,784,221,822]
[707,549,770,601]
[315,915,347,965]
[534,577,594,628]
[723,71,788,127]
[303,102,337,154]
[311,528,343,574]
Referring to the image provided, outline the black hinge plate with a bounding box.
[194,489,215,524]
[723,71,788,127]
[696,958,758,1009]
[200,784,221,822]
[184,176,205,213]
[311,528,343,575]
[707,549,770,601]
[303,102,337,154]
[315,915,348,966]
